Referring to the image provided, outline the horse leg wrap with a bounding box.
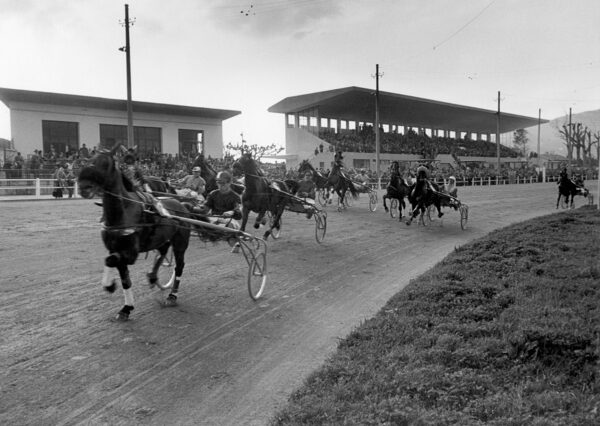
[123,288,134,307]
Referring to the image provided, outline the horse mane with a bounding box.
[121,173,136,192]
[193,154,217,176]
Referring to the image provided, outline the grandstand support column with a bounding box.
[496,91,501,173]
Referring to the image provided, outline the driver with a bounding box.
[175,166,206,202]
[333,151,350,180]
[445,176,458,198]
[201,171,242,230]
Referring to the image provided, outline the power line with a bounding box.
[433,0,497,50]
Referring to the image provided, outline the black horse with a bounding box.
[78,144,192,320]
[232,153,290,240]
[297,160,331,199]
[298,159,358,208]
[557,175,589,209]
[406,177,444,226]
[326,161,359,209]
[383,172,411,220]
[191,153,245,196]
[191,153,218,195]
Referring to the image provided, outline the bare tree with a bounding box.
[225,141,284,161]
[512,128,529,157]
[558,122,587,165]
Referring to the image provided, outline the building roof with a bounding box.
[0,87,241,121]
[268,86,546,134]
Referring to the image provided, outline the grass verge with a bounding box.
[271,207,600,425]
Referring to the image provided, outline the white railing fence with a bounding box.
[0,178,79,198]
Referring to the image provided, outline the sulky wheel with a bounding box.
[420,205,433,226]
[315,211,327,243]
[460,205,469,230]
[344,193,354,208]
[390,198,398,218]
[247,252,267,300]
[149,249,176,290]
[426,204,435,223]
[317,189,328,207]
[369,191,378,212]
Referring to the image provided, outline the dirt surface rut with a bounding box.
[0,182,595,425]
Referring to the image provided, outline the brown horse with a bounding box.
[78,144,191,320]
[231,153,289,240]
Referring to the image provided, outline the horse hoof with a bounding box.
[231,243,240,254]
[116,312,130,321]
[116,305,134,321]
[104,280,117,293]
[164,294,178,307]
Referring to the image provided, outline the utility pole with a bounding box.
[121,4,135,149]
[568,108,572,176]
[373,64,383,188]
[537,108,541,168]
[496,91,501,174]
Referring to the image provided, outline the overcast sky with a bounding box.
[1,0,598,153]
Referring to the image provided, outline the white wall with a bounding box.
[8,101,227,157]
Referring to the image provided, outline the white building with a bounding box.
[0,88,240,159]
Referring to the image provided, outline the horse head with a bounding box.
[192,153,217,193]
[233,153,262,177]
[78,145,122,198]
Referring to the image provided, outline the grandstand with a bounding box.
[268,86,546,174]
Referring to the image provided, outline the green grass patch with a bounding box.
[272,207,600,425]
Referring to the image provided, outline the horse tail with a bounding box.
[347,179,359,199]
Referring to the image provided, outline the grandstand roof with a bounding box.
[268,86,546,134]
[0,88,241,120]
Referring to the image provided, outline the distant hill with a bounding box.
[523,109,600,156]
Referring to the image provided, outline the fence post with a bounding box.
[35,178,41,198]
[75,181,79,198]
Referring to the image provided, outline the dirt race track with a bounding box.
[0,181,597,426]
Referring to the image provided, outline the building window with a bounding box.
[99,124,162,158]
[287,114,295,128]
[352,159,370,170]
[42,120,79,157]
[178,129,204,157]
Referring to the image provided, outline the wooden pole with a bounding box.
[537,108,541,168]
[568,108,572,176]
[125,4,134,149]
[375,64,380,185]
[496,91,501,174]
